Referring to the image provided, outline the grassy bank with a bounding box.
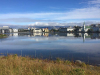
[0,34,7,38]
[0,55,100,75]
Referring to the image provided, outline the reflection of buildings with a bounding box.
[2,31,100,40]
[33,33,42,36]
[91,24,100,32]
[13,33,18,37]
[91,33,100,39]
[82,33,85,43]
[58,33,75,37]
[82,33,91,42]
[43,33,49,37]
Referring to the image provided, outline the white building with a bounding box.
[67,27,74,31]
[13,29,18,33]
[0,26,12,33]
[33,28,42,33]
[59,27,74,32]
[9,29,13,33]
[79,22,91,32]
[82,22,85,32]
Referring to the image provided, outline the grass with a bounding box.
[0,34,7,38]
[0,54,100,75]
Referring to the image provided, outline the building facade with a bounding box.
[33,28,42,33]
[43,28,49,32]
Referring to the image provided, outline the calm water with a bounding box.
[0,33,100,65]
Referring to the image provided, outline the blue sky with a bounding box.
[0,0,100,26]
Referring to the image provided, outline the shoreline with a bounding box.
[0,34,7,38]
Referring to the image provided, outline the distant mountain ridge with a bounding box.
[0,25,70,30]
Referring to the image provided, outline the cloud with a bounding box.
[0,0,100,26]
[0,13,63,19]
[0,7,100,23]
[88,0,100,4]
[28,22,76,26]
[29,21,100,26]
[88,0,100,7]
[56,7,100,20]
[0,18,60,23]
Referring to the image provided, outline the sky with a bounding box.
[0,0,100,26]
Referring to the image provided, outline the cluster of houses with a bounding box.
[0,26,49,34]
[0,23,100,34]
[58,23,100,32]
[0,26,18,33]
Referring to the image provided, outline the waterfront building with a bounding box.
[9,28,13,33]
[43,28,49,32]
[91,24,100,32]
[33,28,42,33]
[82,22,86,32]
[59,27,67,32]
[79,28,82,32]
[13,29,18,33]
[0,26,13,33]
[79,22,91,32]
[67,26,74,31]
[59,26,74,32]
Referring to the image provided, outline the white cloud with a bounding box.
[0,13,63,19]
[0,7,100,22]
[29,22,63,26]
[56,7,100,20]
[88,0,100,7]
[88,0,100,4]
[29,21,100,26]
[0,0,100,26]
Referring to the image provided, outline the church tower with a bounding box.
[83,22,85,32]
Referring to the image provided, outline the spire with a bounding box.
[84,21,85,25]
[83,22,85,32]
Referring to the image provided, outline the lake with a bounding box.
[0,32,100,65]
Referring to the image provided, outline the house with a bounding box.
[33,28,42,33]
[0,26,13,33]
[79,28,82,32]
[59,26,74,32]
[13,29,18,33]
[43,28,49,32]
[91,24,100,32]
[59,27,67,32]
[67,26,74,31]
[9,28,13,33]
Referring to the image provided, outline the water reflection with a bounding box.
[0,33,100,65]
[4,32,100,40]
